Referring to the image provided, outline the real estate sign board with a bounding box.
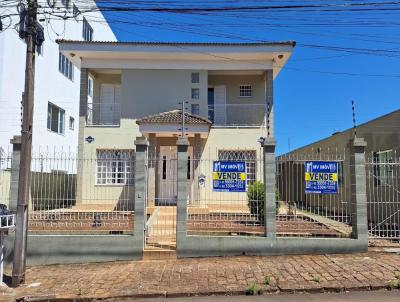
[213,161,246,192]
[305,161,338,194]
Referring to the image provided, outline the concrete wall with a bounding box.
[0,1,116,153]
[121,69,208,119]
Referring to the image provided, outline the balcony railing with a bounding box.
[86,103,121,126]
[208,103,267,127]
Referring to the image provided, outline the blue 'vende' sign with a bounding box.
[305,161,338,194]
[213,161,246,192]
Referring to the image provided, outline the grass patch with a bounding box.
[245,282,262,295]
[312,275,321,283]
[387,279,399,290]
[264,275,271,286]
[394,271,400,279]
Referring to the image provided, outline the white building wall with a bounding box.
[0,1,116,154]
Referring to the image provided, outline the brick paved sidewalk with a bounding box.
[2,252,400,301]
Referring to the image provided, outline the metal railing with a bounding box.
[27,150,135,234]
[86,103,121,126]
[0,214,15,229]
[187,150,266,237]
[276,149,352,238]
[366,151,400,240]
[208,103,267,127]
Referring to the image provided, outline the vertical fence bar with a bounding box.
[263,137,276,238]
[350,137,368,241]
[176,138,189,248]
[133,137,148,257]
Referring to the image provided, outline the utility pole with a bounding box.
[12,0,37,287]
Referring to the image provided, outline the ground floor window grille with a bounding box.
[96,150,135,185]
[218,150,256,185]
[373,150,393,186]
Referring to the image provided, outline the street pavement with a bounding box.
[126,290,400,302]
[2,251,399,301]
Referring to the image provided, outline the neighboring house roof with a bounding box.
[136,110,212,125]
[57,40,296,47]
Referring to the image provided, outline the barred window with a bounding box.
[218,150,257,185]
[96,150,135,185]
[239,85,252,97]
[82,17,93,41]
[373,150,393,186]
[191,103,200,115]
[191,72,200,83]
[191,88,200,99]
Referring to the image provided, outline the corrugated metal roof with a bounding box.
[56,40,296,47]
[136,110,212,125]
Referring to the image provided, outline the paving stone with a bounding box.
[2,251,397,300]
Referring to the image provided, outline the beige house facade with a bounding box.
[58,41,295,209]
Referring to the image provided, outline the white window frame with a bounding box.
[47,102,65,135]
[191,88,200,100]
[82,17,93,41]
[191,104,200,115]
[191,72,200,84]
[239,84,253,98]
[59,52,74,81]
[88,76,94,97]
[96,150,135,185]
[373,149,393,186]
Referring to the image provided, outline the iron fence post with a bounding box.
[176,137,189,251]
[350,137,368,241]
[262,137,277,238]
[133,137,149,258]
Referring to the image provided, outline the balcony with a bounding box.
[86,103,121,126]
[207,103,267,127]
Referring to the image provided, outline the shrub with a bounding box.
[247,181,281,221]
[264,274,271,285]
[387,279,399,290]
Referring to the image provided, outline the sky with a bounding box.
[101,1,400,155]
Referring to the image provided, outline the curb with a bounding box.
[16,284,400,301]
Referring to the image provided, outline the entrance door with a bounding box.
[157,146,178,205]
[157,146,194,205]
[100,84,121,125]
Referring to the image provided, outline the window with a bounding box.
[373,150,393,186]
[88,76,94,97]
[191,72,200,84]
[191,88,200,100]
[47,103,65,134]
[96,150,135,185]
[59,52,74,80]
[69,116,75,130]
[187,156,191,179]
[82,17,93,41]
[218,150,257,185]
[191,104,200,115]
[239,85,253,97]
[61,0,71,11]
[73,4,80,19]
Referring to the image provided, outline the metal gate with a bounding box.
[366,152,400,240]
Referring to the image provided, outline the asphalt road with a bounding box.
[124,290,400,302]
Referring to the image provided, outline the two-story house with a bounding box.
[0,0,116,156]
[57,40,295,210]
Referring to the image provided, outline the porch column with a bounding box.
[193,134,202,204]
[262,137,277,238]
[176,137,189,248]
[76,68,89,204]
[265,70,274,136]
[147,133,156,207]
[350,137,368,242]
[133,137,149,257]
